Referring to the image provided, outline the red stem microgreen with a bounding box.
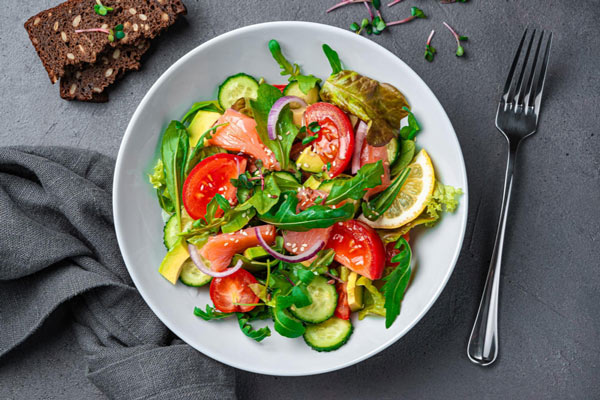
[386,7,426,26]
[424,30,436,62]
[443,22,468,56]
[387,0,405,7]
[364,2,374,19]
[326,0,372,13]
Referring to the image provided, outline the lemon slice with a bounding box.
[360,149,436,229]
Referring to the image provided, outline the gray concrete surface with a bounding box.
[1,0,599,399]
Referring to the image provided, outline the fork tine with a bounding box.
[530,32,553,116]
[523,31,545,108]
[512,30,537,106]
[522,31,545,110]
[501,29,528,103]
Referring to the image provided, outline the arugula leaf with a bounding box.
[248,174,280,214]
[272,305,305,338]
[181,101,223,125]
[161,121,189,230]
[236,309,271,342]
[194,305,232,321]
[184,124,229,175]
[268,39,321,94]
[259,192,354,231]
[322,44,343,75]
[324,161,384,205]
[362,167,410,221]
[399,107,421,140]
[222,208,256,234]
[390,139,415,177]
[381,237,412,328]
[272,172,301,192]
[307,249,336,274]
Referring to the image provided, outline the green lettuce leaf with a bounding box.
[320,70,410,146]
[424,182,463,226]
[259,191,355,231]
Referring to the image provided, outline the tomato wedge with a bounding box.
[334,282,351,320]
[304,103,354,178]
[182,153,246,220]
[273,84,287,92]
[210,269,259,313]
[360,141,390,198]
[326,220,385,280]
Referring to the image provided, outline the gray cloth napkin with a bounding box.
[0,146,236,400]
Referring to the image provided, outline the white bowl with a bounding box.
[114,21,468,376]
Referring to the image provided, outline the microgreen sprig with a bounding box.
[424,30,436,62]
[386,7,426,27]
[326,0,372,13]
[93,0,113,16]
[387,0,405,7]
[443,22,468,56]
[74,23,124,42]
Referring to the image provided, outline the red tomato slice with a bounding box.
[182,153,246,220]
[273,84,287,92]
[334,282,351,320]
[360,141,390,198]
[210,269,259,313]
[326,220,385,280]
[304,103,354,178]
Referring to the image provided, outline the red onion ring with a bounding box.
[254,227,325,263]
[352,120,368,174]
[188,244,243,277]
[267,96,307,140]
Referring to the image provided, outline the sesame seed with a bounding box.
[224,242,229,247]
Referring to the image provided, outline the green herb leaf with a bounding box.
[425,44,436,62]
[271,172,301,192]
[248,174,281,214]
[249,83,299,170]
[320,71,410,146]
[459,36,468,41]
[325,161,384,205]
[322,44,343,75]
[268,39,320,94]
[350,22,360,33]
[456,45,465,57]
[399,107,421,140]
[161,121,189,231]
[115,30,125,40]
[373,0,381,10]
[237,310,271,342]
[362,167,410,221]
[390,139,415,176]
[382,238,412,328]
[181,101,223,125]
[259,191,354,231]
[302,134,318,145]
[411,7,426,18]
[194,305,232,321]
[307,249,336,274]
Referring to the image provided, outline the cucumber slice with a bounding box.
[283,81,320,104]
[179,259,212,287]
[163,214,179,250]
[218,73,259,110]
[386,137,399,165]
[303,317,353,352]
[291,276,337,324]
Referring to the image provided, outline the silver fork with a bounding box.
[467,29,553,366]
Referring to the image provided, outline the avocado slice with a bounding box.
[188,109,222,146]
[296,147,325,173]
[158,239,190,284]
[303,175,322,190]
[243,246,270,260]
[346,272,364,312]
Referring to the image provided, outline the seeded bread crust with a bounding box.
[25,0,173,83]
[60,41,150,101]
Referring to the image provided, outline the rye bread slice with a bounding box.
[25,0,173,83]
[60,41,150,101]
[58,0,186,102]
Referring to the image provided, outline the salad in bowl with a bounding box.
[148,40,462,352]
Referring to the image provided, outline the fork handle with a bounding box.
[467,142,518,366]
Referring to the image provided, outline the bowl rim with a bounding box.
[113,20,469,376]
